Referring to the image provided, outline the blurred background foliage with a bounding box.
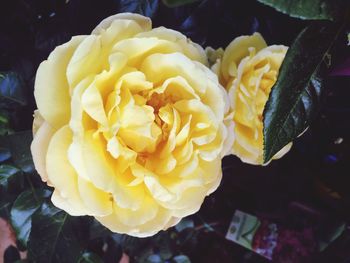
[0,0,350,262]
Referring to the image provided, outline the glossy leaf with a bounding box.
[0,110,12,136]
[0,165,21,189]
[10,189,51,248]
[175,218,194,232]
[28,203,83,263]
[119,0,159,17]
[173,255,191,263]
[257,0,341,21]
[88,219,110,240]
[0,72,27,108]
[263,22,343,163]
[0,200,11,218]
[79,252,104,263]
[0,131,34,173]
[162,0,200,7]
[146,254,163,263]
[0,147,11,162]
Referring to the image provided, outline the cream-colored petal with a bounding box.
[81,131,116,191]
[66,35,102,89]
[144,174,175,203]
[51,190,87,216]
[113,195,158,227]
[221,32,266,81]
[31,121,55,183]
[78,177,113,216]
[81,82,108,126]
[112,37,181,66]
[46,125,88,213]
[96,206,173,238]
[92,13,152,35]
[136,27,207,65]
[141,52,207,94]
[34,36,85,128]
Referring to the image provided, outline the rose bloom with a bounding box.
[210,33,292,165]
[31,13,231,237]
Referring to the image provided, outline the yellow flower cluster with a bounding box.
[31,13,290,237]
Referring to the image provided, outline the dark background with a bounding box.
[0,0,350,262]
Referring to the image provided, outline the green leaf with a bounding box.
[0,110,12,136]
[88,219,111,240]
[156,233,172,260]
[0,72,27,108]
[0,165,21,188]
[263,22,343,163]
[28,203,83,263]
[256,0,341,21]
[146,254,163,263]
[10,189,51,248]
[0,200,12,218]
[173,255,191,263]
[79,252,104,263]
[0,147,11,163]
[175,218,194,232]
[162,0,200,7]
[119,0,159,18]
[0,131,34,173]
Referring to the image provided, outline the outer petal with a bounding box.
[51,190,87,216]
[34,36,85,128]
[46,125,88,214]
[31,121,55,183]
[96,206,173,238]
[92,13,152,35]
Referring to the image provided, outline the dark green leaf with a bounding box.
[0,72,27,108]
[0,131,34,173]
[162,0,200,7]
[257,0,341,21]
[175,218,194,232]
[79,252,104,263]
[156,233,173,260]
[119,0,159,17]
[0,165,21,188]
[10,189,51,248]
[88,219,111,240]
[0,110,12,136]
[263,22,343,163]
[0,200,11,218]
[172,255,191,263]
[0,147,11,162]
[28,203,83,263]
[146,254,163,263]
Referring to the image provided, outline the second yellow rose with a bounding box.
[210,32,292,165]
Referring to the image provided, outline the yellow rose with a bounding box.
[30,13,230,237]
[212,33,292,165]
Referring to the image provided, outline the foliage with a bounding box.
[0,0,349,262]
[263,21,344,162]
[257,0,342,21]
